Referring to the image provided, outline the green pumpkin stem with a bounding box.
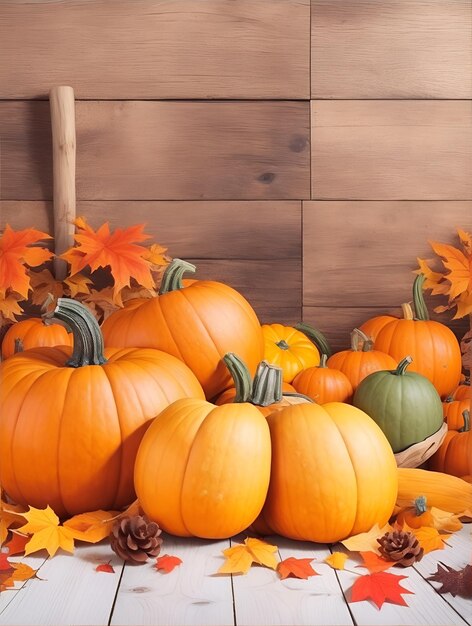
[222,353,253,403]
[158,258,196,295]
[460,410,470,433]
[412,274,430,321]
[351,328,373,352]
[394,356,413,375]
[295,322,332,357]
[47,298,107,367]
[251,361,284,406]
[319,354,328,368]
[414,495,428,516]
[276,339,290,350]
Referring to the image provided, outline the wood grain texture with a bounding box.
[0,101,310,200]
[303,201,472,307]
[0,0,309,100]
[311,0,472,99]
[0,200,301,260]
[303,306,469,353]
[311,101,472,200]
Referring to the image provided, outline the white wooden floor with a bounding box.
[0,525,471,626]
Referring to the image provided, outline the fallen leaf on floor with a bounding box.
[63,510,120,544]
[412,526,450,554]
[325,552,348,570]
[218,537,278,574]
[341,524,392,554]
[357,552,396,573]
[4,532,29,556]
[16,505,77,557]
[277,557,318,580]
[95,562,115,574]
[9,562,39,582]
[430,508,463,533]
[155,555,182,574]
[427,563,472,597]
[350,571,414,609]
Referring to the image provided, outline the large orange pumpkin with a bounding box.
[260,402,398,543]
[0,299,204,518]
[1,317,73,359]
[134,396,271,539]
[374,275,462,399]
[102,259,264,400]
[327,328,396,392]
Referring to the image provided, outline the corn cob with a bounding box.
[397,467,472,514]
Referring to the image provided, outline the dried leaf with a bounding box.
[63,509,120,544]
[427,563,472,598]
[350,571,414,609]
[9,562,39,582]
[143,243,168,267]
[416,258,443,290]
[82,287,121,322]
[4,532,29,556]
[341,524,392,554]
[358,552,396,573]
[155,555,182,573]
[95,562,115,574]
[218,537,278,574]
[64,273,93,298]
[0,225,52,298]
[61,218,154,303]
[277,557,318,580]
[429,241,470,300]
[28,269,64,307]
[430,508,463,533]
[16,505,77,557]
[411,526,450,555]
[0,291,24,324]
[325,552,349,570]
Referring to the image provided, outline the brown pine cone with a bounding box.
[110,515,163,564]
[377,529,424,567]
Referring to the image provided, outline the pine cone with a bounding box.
[377,529,424,567]
[110,515,163,564]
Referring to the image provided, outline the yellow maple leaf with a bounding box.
[325,552,348,570]
[218,537,279,574]
[430,507,463,533]
[412,526,450,554]
[429,240,471,300]
[0,290,23,323]
[9,562,38,583]
[64,273,93,298]
[0,520,8,547]
[341,523,392,554]
[143,243,169,267]
[416,258,443,290]
[16,505,77,557]
[458,228,472,255]
[63,509,120,543]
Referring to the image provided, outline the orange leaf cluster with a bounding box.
[417,228,472,319]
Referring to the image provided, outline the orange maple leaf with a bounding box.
[155,555,182,573]
[0,290,24,324]
[61,218,154,302]
[277,557,318,580]
[358,552,396,573]
[429,240,471,300]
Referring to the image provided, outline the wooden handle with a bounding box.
[50,85,76,281]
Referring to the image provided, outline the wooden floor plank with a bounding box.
[0,553,48,615]
[413,525,472,626]
[0,543,124,625]
[110,535,234,626]
[231,536,353,626]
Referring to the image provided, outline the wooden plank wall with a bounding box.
[0,0,471,350]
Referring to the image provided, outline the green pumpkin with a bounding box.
[352,356,443,453]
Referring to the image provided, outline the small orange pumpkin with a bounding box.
[327,328,396,392]
[453,377,471,401]
[396,496,434,529]
[358,314,398,343]
[442,397,469,430]
[1,317,73,359]
[292,354,353,404]
[429,411,472,477]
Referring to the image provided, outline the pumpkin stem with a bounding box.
[158,258,196,295]
[319,354,328,368]
[276,339,290,350]
[295,322,332,357]
[401,302,415,320]
[394,356,413,375]
[251,361,284,406]
[222,353,252,403]
[351,328,373,352]
[13,338,24,354]
[460,411,470,433]
[414,495,428,516]
[412,274,430,321]
[48,298,107,367]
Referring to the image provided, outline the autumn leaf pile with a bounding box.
[0,218,169,329]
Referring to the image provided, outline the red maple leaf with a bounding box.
[0,553,13,571]
[4,532,29,556]
[95,562,115,574]
[350,572,414,609]
[277,557,319,580]
[154,555,182,574]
